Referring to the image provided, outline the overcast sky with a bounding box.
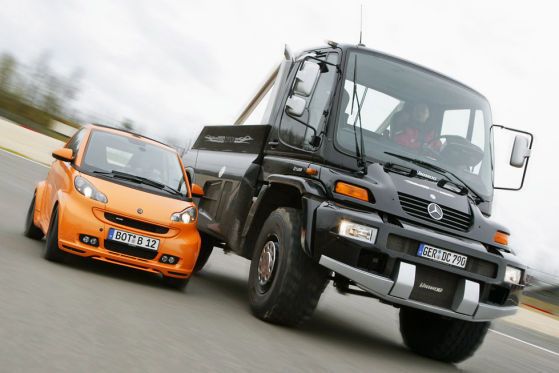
[0,0,557,275]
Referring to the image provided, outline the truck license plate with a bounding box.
[107,228,159,251]
[417,243,467,269]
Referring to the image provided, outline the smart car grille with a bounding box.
[397,192,472,232]
[387,234,498,278]
[104,212,169,234]
[104,240,158,260]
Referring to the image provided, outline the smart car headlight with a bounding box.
[74,176,108,203]
[171,207,197,224]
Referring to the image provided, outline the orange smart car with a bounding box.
[23,124,202,289]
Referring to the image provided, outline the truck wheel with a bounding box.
[399,307,489,363]
[24,195,44,240]
[44,207,66,262]
[193,235,214,273]
[163,276,189,290]
[248,207,329,327]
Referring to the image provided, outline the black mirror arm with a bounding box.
[491,124,534,191]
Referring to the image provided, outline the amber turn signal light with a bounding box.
[335,182,369,202]
[494,231,509,245]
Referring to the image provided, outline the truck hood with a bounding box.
[358,163,470,214]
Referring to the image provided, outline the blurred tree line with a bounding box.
[0,50,82,132]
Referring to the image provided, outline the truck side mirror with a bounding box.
[492,125,534,191]
[286,95,306,117]
[510,135,531,168]
[293,61,320,97]
[285,61,320,118]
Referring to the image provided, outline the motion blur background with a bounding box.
[0,0,557,283]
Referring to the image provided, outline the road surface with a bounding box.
[0,150,557,372]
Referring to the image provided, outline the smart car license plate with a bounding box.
[107,228,159,251]
[417,243,467,269]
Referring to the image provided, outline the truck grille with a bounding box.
[104,240,158,260]
[398,192,472,231]
[104,212,169,234]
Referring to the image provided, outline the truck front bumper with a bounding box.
[319,256,516,321]
[312,201,523,322]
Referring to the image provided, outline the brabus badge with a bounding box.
[427,203,443,221]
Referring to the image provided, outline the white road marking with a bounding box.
[0,148,49,168]
[489,329,559,358]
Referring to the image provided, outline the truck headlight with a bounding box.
[504,266,522,284]
[74,176,108,203]
[171,207,197,224]
[338,220,377,244]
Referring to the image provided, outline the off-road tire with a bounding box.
[193,234,214,273]
[43,207,66,262]
[24,195,44,240]
[248,207,329,327]
[163,276,189,290]
[399,307,490,363]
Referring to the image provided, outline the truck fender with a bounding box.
[242,175,326,258]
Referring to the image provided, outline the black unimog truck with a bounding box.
[184,42,533,362]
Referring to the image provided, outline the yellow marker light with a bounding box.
[335,182,369,202]
[305,167,318,176]
[494,231,509,246]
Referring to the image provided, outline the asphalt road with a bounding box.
[0,150,557,372]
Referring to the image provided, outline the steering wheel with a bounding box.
[426,135,484,168]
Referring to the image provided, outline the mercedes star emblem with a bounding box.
[137,208,143,214]
[427,203,443,221]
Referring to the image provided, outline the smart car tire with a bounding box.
[23,195,44,240]
[193,234,214,273]
[163,276,189,290]
[248,208,329,327]
[44,207,67,262]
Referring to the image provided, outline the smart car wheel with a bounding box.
[163,276,189,290]
[193,234,214,273]
[43,207,66,262]
[23,194,44,240]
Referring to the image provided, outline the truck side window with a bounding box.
[279,52,339,151]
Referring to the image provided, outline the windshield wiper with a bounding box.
[350,55,367,176]
[93,170,183,197]
[383,152,484,204]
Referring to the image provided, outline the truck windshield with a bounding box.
[335,51,493,200]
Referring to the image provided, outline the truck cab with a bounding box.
[184,42,533,363]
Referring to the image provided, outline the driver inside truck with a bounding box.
[392,103,442,153]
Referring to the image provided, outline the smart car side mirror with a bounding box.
[52,148,74,162]
[191,183,204,197]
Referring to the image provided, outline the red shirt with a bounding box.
[394,127,441,151]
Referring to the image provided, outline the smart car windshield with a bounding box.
[82,130,187,197]
[335,51,493,200]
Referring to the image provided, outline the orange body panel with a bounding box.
[33,125,201,279]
